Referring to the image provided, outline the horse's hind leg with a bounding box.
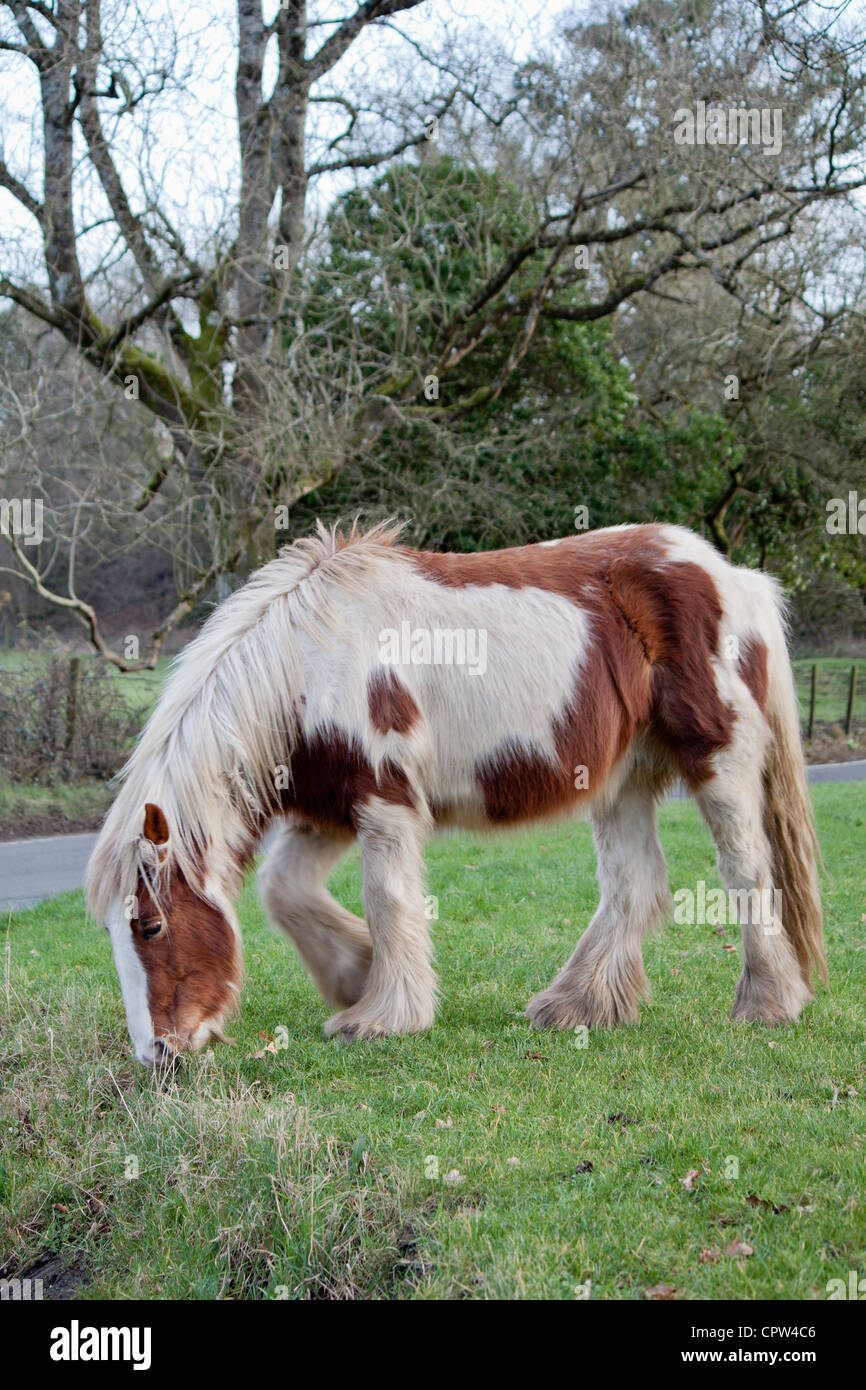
[324,796,436,1040]
[526,776,671,1029]
[259,821,373,1009]
[694,722,812,1024]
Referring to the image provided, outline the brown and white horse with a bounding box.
[86,521,825,1064]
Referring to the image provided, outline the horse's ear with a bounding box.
[143,803,170,845]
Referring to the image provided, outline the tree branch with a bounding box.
[0,156,43,221]
[0,523,243,670]
[308,86,458,176]
[306,0,428,85]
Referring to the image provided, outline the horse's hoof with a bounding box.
[324,1008,389,1040]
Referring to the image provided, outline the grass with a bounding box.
[2,783,865,1300]
[0,775,114,837]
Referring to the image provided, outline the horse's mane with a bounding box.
[85,519,404,921]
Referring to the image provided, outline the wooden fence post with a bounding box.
[807,663,817,741]
[65,655,81,750]
[845,664,858,737]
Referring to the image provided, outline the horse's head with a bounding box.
[108,803,242,1066]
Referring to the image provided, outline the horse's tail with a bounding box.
[760,585,827,991]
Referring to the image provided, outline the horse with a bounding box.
[86,520,826,1065]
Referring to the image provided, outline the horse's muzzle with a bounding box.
[136,1036,178,1067]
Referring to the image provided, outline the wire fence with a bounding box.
[792,660,866,741]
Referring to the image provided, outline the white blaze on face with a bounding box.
[107,901,157,1065]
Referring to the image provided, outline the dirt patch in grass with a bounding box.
[384,1191,488,1294]
[2,1249,89,1300]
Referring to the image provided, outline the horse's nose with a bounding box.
[152,1037,178,1066]
[136,1036,177,1067]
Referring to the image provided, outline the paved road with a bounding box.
[805,759,866,784]
[666,757,866,802]
[0,832,99,912]
[2,759,865,913]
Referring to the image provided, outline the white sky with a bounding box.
[3,0,864,293]
[0,0,585,286]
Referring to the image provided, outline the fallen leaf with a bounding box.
[725,1239,754,1258]
[680,1168,701,1191]
[746,1193,788,1214]
[644,1282,677,1300]
[560,1159,594,1180]
[434,1116,453,1130]
[699,1248,720,1264]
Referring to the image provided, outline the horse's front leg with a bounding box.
[258,820,372,1009]
[325,795,436,1040]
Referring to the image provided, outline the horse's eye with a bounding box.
[140,918,163,940]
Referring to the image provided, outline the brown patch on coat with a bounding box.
[610,557,735,787]
[477,642,637,822]
[367,668,420,735]
[407,527,734,807]
[274,724,416,832]
[133,871,240,1049]
[737,637,769,714]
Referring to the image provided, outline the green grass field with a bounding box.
[0,775,114,835]
[2,783,864,1300]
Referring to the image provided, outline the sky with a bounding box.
[0,0,586,288]
[3,0,864,293]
